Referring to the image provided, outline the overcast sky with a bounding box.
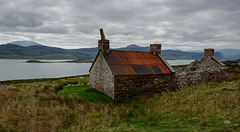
[0,0,239,50]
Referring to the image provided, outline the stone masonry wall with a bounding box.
[114,74,176,100]
[89,53,115,98]
[175,58,229,89]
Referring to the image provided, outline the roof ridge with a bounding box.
[109,49,149,53]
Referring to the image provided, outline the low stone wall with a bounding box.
[175,68,228,89]
[114,74,176,100]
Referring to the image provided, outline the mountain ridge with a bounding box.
[0,43,228,60]
[7,41,42,47]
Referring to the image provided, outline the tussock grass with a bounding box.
[0,77,136,131]
[0,66,240,131]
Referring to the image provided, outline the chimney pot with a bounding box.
[204,48,214,57]
[150,44,161,55]
[98,29,110,53]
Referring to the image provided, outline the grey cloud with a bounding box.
[0,11,45,28]
[0,0,239,50]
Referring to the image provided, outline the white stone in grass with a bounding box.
[224,120,231,124]
[80,77,85,79]
[234,124,238,126]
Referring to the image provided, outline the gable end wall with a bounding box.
[89,53,115,99]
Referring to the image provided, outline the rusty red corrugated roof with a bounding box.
[102,50,171,75]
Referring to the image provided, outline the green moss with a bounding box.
[58,85,112,104]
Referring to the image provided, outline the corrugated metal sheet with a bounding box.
[102,50,171,75]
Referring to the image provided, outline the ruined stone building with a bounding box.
[89,29,176,100]
[89,29,229,100]
[175,48,229,89]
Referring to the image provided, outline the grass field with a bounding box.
[0,65,240,131]
[58,85,112,104]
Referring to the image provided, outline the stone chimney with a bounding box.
[204,48,214,57]
[98,29,109,53]
[150,44,161,55]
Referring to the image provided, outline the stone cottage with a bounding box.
[89,29,176,100]
[175,48,229,89]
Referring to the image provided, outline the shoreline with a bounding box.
[0,74,89,85]
[1,60,238,85]
[25,59,93,63]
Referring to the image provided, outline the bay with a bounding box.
[0,59,92,81]
[167,59,195,66]
[0,59,194,81]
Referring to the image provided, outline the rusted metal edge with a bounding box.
[157,54,175,73]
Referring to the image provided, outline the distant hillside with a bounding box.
[189,48,240,60]
[0,44,97,59]
[0,43,226,60]
[117,44,224,60]
[218,49,240,60]
[8,41,42,47]
[117,44,149,51]
[0,43,225,60]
